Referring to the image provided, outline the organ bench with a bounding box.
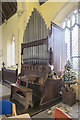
[10,83,33,109]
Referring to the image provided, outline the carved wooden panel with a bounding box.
[2,67,18,83]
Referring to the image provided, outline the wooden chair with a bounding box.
[0,100,17,116]
[54,107,72,120]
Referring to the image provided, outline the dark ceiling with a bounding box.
[0,1,17,25]
[0,0,48,25]
[39,0,48,5]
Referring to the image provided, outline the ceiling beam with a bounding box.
[6,2,12,13]
[2,9,6,20]
[0,1,17,24]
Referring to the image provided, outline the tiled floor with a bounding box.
[0,83,11,99]
[32,111,53,118]
[45,102,80,119]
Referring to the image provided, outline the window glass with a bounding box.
[67,19,70,28]
[74,9,77,14]
[72,15,75,26]
[65,28,70,61]
[12,36,15,65]
[72,25,78,56]
[63,22,66,29]
[76,14,78,24]
[63,9,78,72]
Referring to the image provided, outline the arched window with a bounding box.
[12,36,15,65]
[63,9,79,72]
[7,35,15,67]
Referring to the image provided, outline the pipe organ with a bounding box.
[23,8,49,43]
[23,44,48,64]
[23,8,50,65]
[10,9,65,109]
[11,37,63,109]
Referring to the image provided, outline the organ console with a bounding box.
[10,37,63,109]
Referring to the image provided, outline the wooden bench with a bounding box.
[2,66,18,84]
[10,83,33,109]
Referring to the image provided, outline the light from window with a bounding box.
[76,14,78,24]
[65,28,70,60]
[12,36,15,65]
[72,25,78,57]
[74,9,77,14]
[63,22,66,29]
[72,15,75,26]
[67,19,70,28]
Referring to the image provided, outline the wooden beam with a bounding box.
[2,9,6,20]
[12,2,17,10]
[6,2,12,13]
[1,1,17,24]
[2,2,9,18]
[22,38,48,49]
[21,38,48,55]
[39,0,48,5]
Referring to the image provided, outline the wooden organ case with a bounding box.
[11,37,63,109]
[10,9,65,109]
